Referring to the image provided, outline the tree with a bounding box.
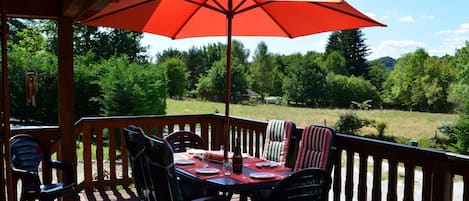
[197,57,248,103]
[325,29,371,77]
[322,51,347,75]
[282,54,327,106]
[161,57,188,99]
[368,60,389,91]
[382,48,456,112]
[249,42,278,96]
[325,74,380,108]
[98,57,167,116]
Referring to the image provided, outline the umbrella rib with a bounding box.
[234,0,272,14]
[247,0,294,38]
[175,0,224,39]
[81,0,155,24]
[232,0,247,13]
[310,2,387,27]
[185,0,227,14]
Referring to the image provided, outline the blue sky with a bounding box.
[141,0,469,60]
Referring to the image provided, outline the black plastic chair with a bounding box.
[123,125,155,201]
[9,134,78,201]
[267,168,331,201]
[165,131,206,153]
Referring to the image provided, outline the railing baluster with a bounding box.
[248,128,254,157]
[422,166,432,201]
[345,150,354,201]
[108,128,117,180]
[82,126,93,191]
[372,157,382,201]
[404,163,415,201]
[464,175,468,201]
[96,127,104,182]
[358,153,368,201]
[387,160,398,201]
[120,129,129,181]
[333,149,342,201]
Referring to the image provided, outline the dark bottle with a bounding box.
[232,137,243,173]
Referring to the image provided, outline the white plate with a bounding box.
[255,162,279,168]
[249,172,276,179]
[186,149,206,155]
[175,159,195,165]
[195,168,220,174]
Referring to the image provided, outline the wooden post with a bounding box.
[57,16,76,184]
[432,162,453,201]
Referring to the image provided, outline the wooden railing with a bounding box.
[73,114,469,201]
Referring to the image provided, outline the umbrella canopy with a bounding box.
[83,0,384,39]
[81,0,385,159]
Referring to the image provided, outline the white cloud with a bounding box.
[364,12,377,20]
[420,15,435,20]
[437,23,469,35]
[369,40,426,59]
[398,16,415,23]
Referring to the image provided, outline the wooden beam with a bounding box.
[57,16,76,183]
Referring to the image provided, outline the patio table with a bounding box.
[174,151,293,201]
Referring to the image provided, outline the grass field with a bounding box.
[166,99,458,140]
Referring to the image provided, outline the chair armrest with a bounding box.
[11,167,39,179]
[49,160,76,182]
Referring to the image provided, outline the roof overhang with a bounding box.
[3,0,110,20]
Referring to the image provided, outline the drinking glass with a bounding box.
[222,159,232,175]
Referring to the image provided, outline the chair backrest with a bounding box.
[165,130,206,152]
[9,134,46,193]
[142,133,183,201]
[262,120,296,166]
[123,125,155,201]
[294,125,336,173]
[269,168,331,201]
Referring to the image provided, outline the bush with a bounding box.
[440,116,469,154]
[335,112,374,135]
[374,120,387,137]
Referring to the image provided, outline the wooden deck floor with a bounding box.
[79,188,140,201]
[79,188,243,201]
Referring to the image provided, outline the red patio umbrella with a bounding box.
[81,0,386,159]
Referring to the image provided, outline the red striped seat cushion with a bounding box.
[294,125,333,171]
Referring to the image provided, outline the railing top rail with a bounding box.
[336,133,469,175]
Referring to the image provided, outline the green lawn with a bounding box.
[167,99,458,139]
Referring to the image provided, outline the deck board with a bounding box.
[79,188,243,201]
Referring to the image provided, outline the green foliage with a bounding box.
[334,112,374,135]
[249,42,279,96]
[374,120,387,137]
[9,47,59,124]
[368,60,389,91]
[161,57,188,99]
[196,57,248,103]
[322,51,347,75]
[325,29,370,77]
[325,74,381,108]
[440,116,469,154]
[351,100,373,110]
[282,53,327,106]
[382,48,457,112]
[74,52,104,119]
[97,57,167,116]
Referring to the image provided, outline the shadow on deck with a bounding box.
[79,188,243,201]
[79,188,140,201]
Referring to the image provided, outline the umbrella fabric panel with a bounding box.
[84,0,384,39]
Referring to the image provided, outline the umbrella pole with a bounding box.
[223,1,233,160]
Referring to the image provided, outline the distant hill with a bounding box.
[370,56,396,70]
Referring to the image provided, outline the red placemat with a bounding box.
[228,172,287,184]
